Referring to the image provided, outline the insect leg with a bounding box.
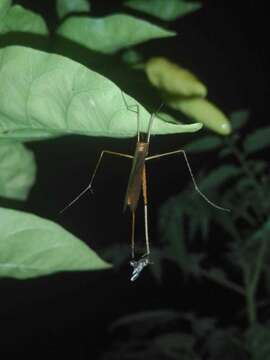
[146,150,230,212]
[142,165,150,255]
[131,210,135,259]
[60,150,133,213]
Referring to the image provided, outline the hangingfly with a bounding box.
[60,94,230,281]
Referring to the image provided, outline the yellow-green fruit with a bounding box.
[145,57,207,97]
[167,97,231,135]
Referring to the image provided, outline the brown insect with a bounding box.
[61,98,229,280]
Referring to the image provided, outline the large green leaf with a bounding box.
[56,0,91,19]
[167,97,231,135]
[0,46,202,141]
[243,126,270,154]
[0,0,11,18]
[146,57,207,97]
[125,0,202,21]
[0,3,48,35]
[56,14,175,54]
[0,143,36,200]
[0,207,110,279]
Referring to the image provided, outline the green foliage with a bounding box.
[105,310,198,360]
[125,0,202,21]
[230,110,250,131]
[0,0,206,281]
[109,310,181,332]
[0,142,36,200]
[0,0,12,16]
[246,325,270,360]
[0,0,208,281]
[145,57,207,97]
[121,49,143,66]
[0,3,48,35]
[244,126,270,154]
[199,164,241,191]
[167,97,231,135]
[0,207,110,279]
[206,328,246,360]
[104,310,254,360]
[154,333,197,360]
[185,135,223,152]
[153,110,270,358]
[56,0,91,19]
[157,112,180,124]
[56,14,175,54]
[0,46,201,142]
[1,5,268,360]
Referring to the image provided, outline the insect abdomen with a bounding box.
[124,143,148,212]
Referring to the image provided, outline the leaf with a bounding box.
[109,310,181,332]
[207,267,229,284]
[121,49,143,65]
[125,0,202,21]
[158,194,188,267]
[186,197,212,241]
[229,218,270,275]
[243,126,270,154]
[56,14,175,54]
[158,193,205,275]
[154,332,197,359]
[0,143,36,200]
[230,109,249,131]
[56,0,91,19]
[185,135,223,152]
[246,325,270,360]
[0,207,111,279]
[199,165,241,191]
[0,0,11,17]
[189,316,217,338]
[207,328,245,360]
[146,57,207,97]
[0,46,202,142]
[167,97,231,135]
[250,217,270,243]
[0,4,48,35]
[157,112,180,124]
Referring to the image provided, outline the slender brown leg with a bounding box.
[131,210,135,259]
[146,149,230,212]
[142,165,150,255]
[60,150,133,213]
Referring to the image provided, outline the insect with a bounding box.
[61,96,230,281]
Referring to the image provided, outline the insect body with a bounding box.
[124,142,149,213]
[61,96,230,281]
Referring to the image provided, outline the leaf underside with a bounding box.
[0,207,111,279]
[0,46,202,142]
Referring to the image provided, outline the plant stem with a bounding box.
[201,269,245,296]
[228,140,265,204]
[246,284,256,325]
[245,237,267,325]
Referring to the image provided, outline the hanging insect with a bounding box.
[61,97,230,281]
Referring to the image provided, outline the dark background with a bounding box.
[0,0,268,358]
